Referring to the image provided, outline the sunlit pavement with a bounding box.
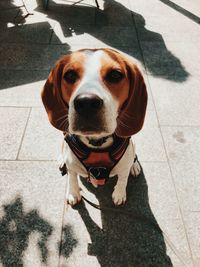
[0,0,200,266]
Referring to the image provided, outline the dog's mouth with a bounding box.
[71,114,107,136]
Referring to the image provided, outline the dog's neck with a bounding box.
[79,135,113,149]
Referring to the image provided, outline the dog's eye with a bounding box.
[64,70,79,84]
[105,70,124,83]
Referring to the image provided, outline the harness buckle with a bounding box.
[87,167,108,185]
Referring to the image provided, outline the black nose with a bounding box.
[74,94,103,115]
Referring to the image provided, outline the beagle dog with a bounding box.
[41,48,147,206]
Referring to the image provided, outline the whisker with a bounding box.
[63,121,69,132]
[55,113,68,123]
[59,118,69,129]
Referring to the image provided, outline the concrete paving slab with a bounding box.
[170,161,200,213]
[162,42,200,78]
[0,70,48,90]
[0,43,71,71]
[51,25,138,47]
[18,108,62,160]
[130,0,200,26]
[140,41,190,82]
[60,170,174,267]
[0,160,66,267]
[51,24,100,45]
[0,107,30,160]
[161,126,200,212]
[0,71,48,107]
[164,0,200,18]
[142,162,193,267]
[161,126,200,163]
[135,15,200,43]
[44,1,96,26]
[143,107,159,128]
[134,126,167,162]
[168,160,200,213]
[183,212,200,267]
[95,0,133,26]
[148,76,200,126]
[0,22,53,44]
[130,0,181,18]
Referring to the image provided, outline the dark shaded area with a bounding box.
[0,0,189,91]
[43,0,100,10]
[69,167,173,267]
[58,225,78,258]
[160,0,200,24]
[36,0,189,82]
[0,0,70,90]
[0,197,53,267]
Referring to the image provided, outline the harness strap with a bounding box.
[64,134,130,184]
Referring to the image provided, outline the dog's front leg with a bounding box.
[112,171,129,205]
[66,170,81,206]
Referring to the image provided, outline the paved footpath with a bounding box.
[0,0,200,266]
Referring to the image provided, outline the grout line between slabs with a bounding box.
[159,127,194,266]
[58,176,68,267]
[16,107,32,160]
[131,12,149,78]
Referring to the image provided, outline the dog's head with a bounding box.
[41,48,147,137]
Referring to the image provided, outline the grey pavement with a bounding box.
[0,0,200,266]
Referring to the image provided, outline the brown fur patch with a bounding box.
[61,52,86,103]
[99,50,130,108]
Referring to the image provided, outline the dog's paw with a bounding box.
[66,190,81,206]
[131,160,141,177]
[112,187,126,205]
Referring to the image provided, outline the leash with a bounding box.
[81,195,189,267]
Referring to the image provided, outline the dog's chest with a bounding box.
[64,134,130,183]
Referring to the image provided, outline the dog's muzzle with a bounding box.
[74,93,103,116]
[72,93,104,134]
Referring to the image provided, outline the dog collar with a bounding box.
[87,135,112,147]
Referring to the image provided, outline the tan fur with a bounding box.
[41,48,147,205]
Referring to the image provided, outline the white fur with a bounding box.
[68,50,118,137]
[60,50,141,205]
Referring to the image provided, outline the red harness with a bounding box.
[63,134,130,185]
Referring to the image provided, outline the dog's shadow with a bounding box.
[72,168,173,266]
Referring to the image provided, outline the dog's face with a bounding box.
[41,48,147,137]
[62,50,130,136]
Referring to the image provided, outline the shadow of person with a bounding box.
[72,169,173,267]
[0,0,189,90]
[35,0,189,82]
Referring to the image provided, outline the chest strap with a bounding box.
[63,134,130,185]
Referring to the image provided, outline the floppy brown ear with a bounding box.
[115,60,148,137]
[41,58,69,132]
